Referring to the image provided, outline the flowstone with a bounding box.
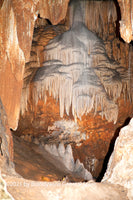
[17,0,133,178]
[27,22,129,124]
[20,0,132,125]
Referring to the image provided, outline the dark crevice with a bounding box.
[45,19,52,25]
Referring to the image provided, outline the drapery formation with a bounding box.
[21,22,130,124]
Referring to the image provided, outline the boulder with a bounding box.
[103,118,133,200]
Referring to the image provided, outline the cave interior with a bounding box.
[0,0,133,191]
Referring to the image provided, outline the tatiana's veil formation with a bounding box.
[21,0,131,124]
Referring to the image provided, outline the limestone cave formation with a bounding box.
[0,0,133,199]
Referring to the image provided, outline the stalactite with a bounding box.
[20,0,131,124]
[30,20,130,124]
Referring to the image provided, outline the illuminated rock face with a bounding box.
[103,118,133,200]
[0,172,13,200]
[117,0,133,43]
[0,0,69,130]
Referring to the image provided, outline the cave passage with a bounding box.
[12,0,133,183]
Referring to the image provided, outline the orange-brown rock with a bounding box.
[14,0,133,179]
[82,1,129,68]
[0,0,25,130]
[15,90,133,178]
[118,0,133,43]
[74,97,133,178]
[38,0,70,25]
[0,0,39,130]
[84,1,117,40]
[0,0,69,130]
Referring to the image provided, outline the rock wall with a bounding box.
[15,1,133,178]
[81,1,129,68]
[38,0,70,25]
[0,0,133,180]
[0,0,69,130]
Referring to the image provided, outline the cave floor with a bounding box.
[1,136,128,200]
[12,136,85,182]
[13,136,66,182]
[3,175,128,200]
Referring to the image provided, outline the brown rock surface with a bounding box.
[16,95,133,178]
[14,1,133,179]
[0,0,133,199]
[38,0,70,25]
[0,0,25,130]
[0,0,69,130]
[118,0,133,43]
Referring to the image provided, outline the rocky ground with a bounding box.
[3,175,128,200]
[0,135,129,200]
[12,136,92,182]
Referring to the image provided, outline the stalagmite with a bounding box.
[43,142,93,181]
[64,144,74,171]
[58,142,66,157]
